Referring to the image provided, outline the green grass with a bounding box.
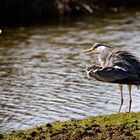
[1,112,140,140]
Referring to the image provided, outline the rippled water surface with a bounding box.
[1,11,140,132]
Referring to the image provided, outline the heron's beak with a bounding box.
[82,48,98,54]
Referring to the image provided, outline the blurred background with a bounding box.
[0,0,140,133]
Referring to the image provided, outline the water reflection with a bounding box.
[1,11,140,132]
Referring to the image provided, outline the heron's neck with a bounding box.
[98,48,110,67]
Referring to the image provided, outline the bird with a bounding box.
[82,43,140,112]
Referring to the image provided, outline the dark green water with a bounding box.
[0,11,140,132]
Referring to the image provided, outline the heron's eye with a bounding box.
[94,47,98,50]
[92,46,97,50]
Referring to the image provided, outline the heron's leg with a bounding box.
[127,85,132,112]
[118,84,123,113]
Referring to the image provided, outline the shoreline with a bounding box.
[1,112,140,139]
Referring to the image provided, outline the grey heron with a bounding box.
[83,43,140,112]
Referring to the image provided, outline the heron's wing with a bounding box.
[105,50,140,72]
[87,66,140,85]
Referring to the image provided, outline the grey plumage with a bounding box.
[88,50,140,85]
[83,43,140,112]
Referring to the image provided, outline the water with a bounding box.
[1,11,140,132]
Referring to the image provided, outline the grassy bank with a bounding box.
[1,112,140,140]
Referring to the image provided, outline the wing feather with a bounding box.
[87,66,140,85]
[86,50,140,85]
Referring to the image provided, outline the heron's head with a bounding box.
[82,43,112,55]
